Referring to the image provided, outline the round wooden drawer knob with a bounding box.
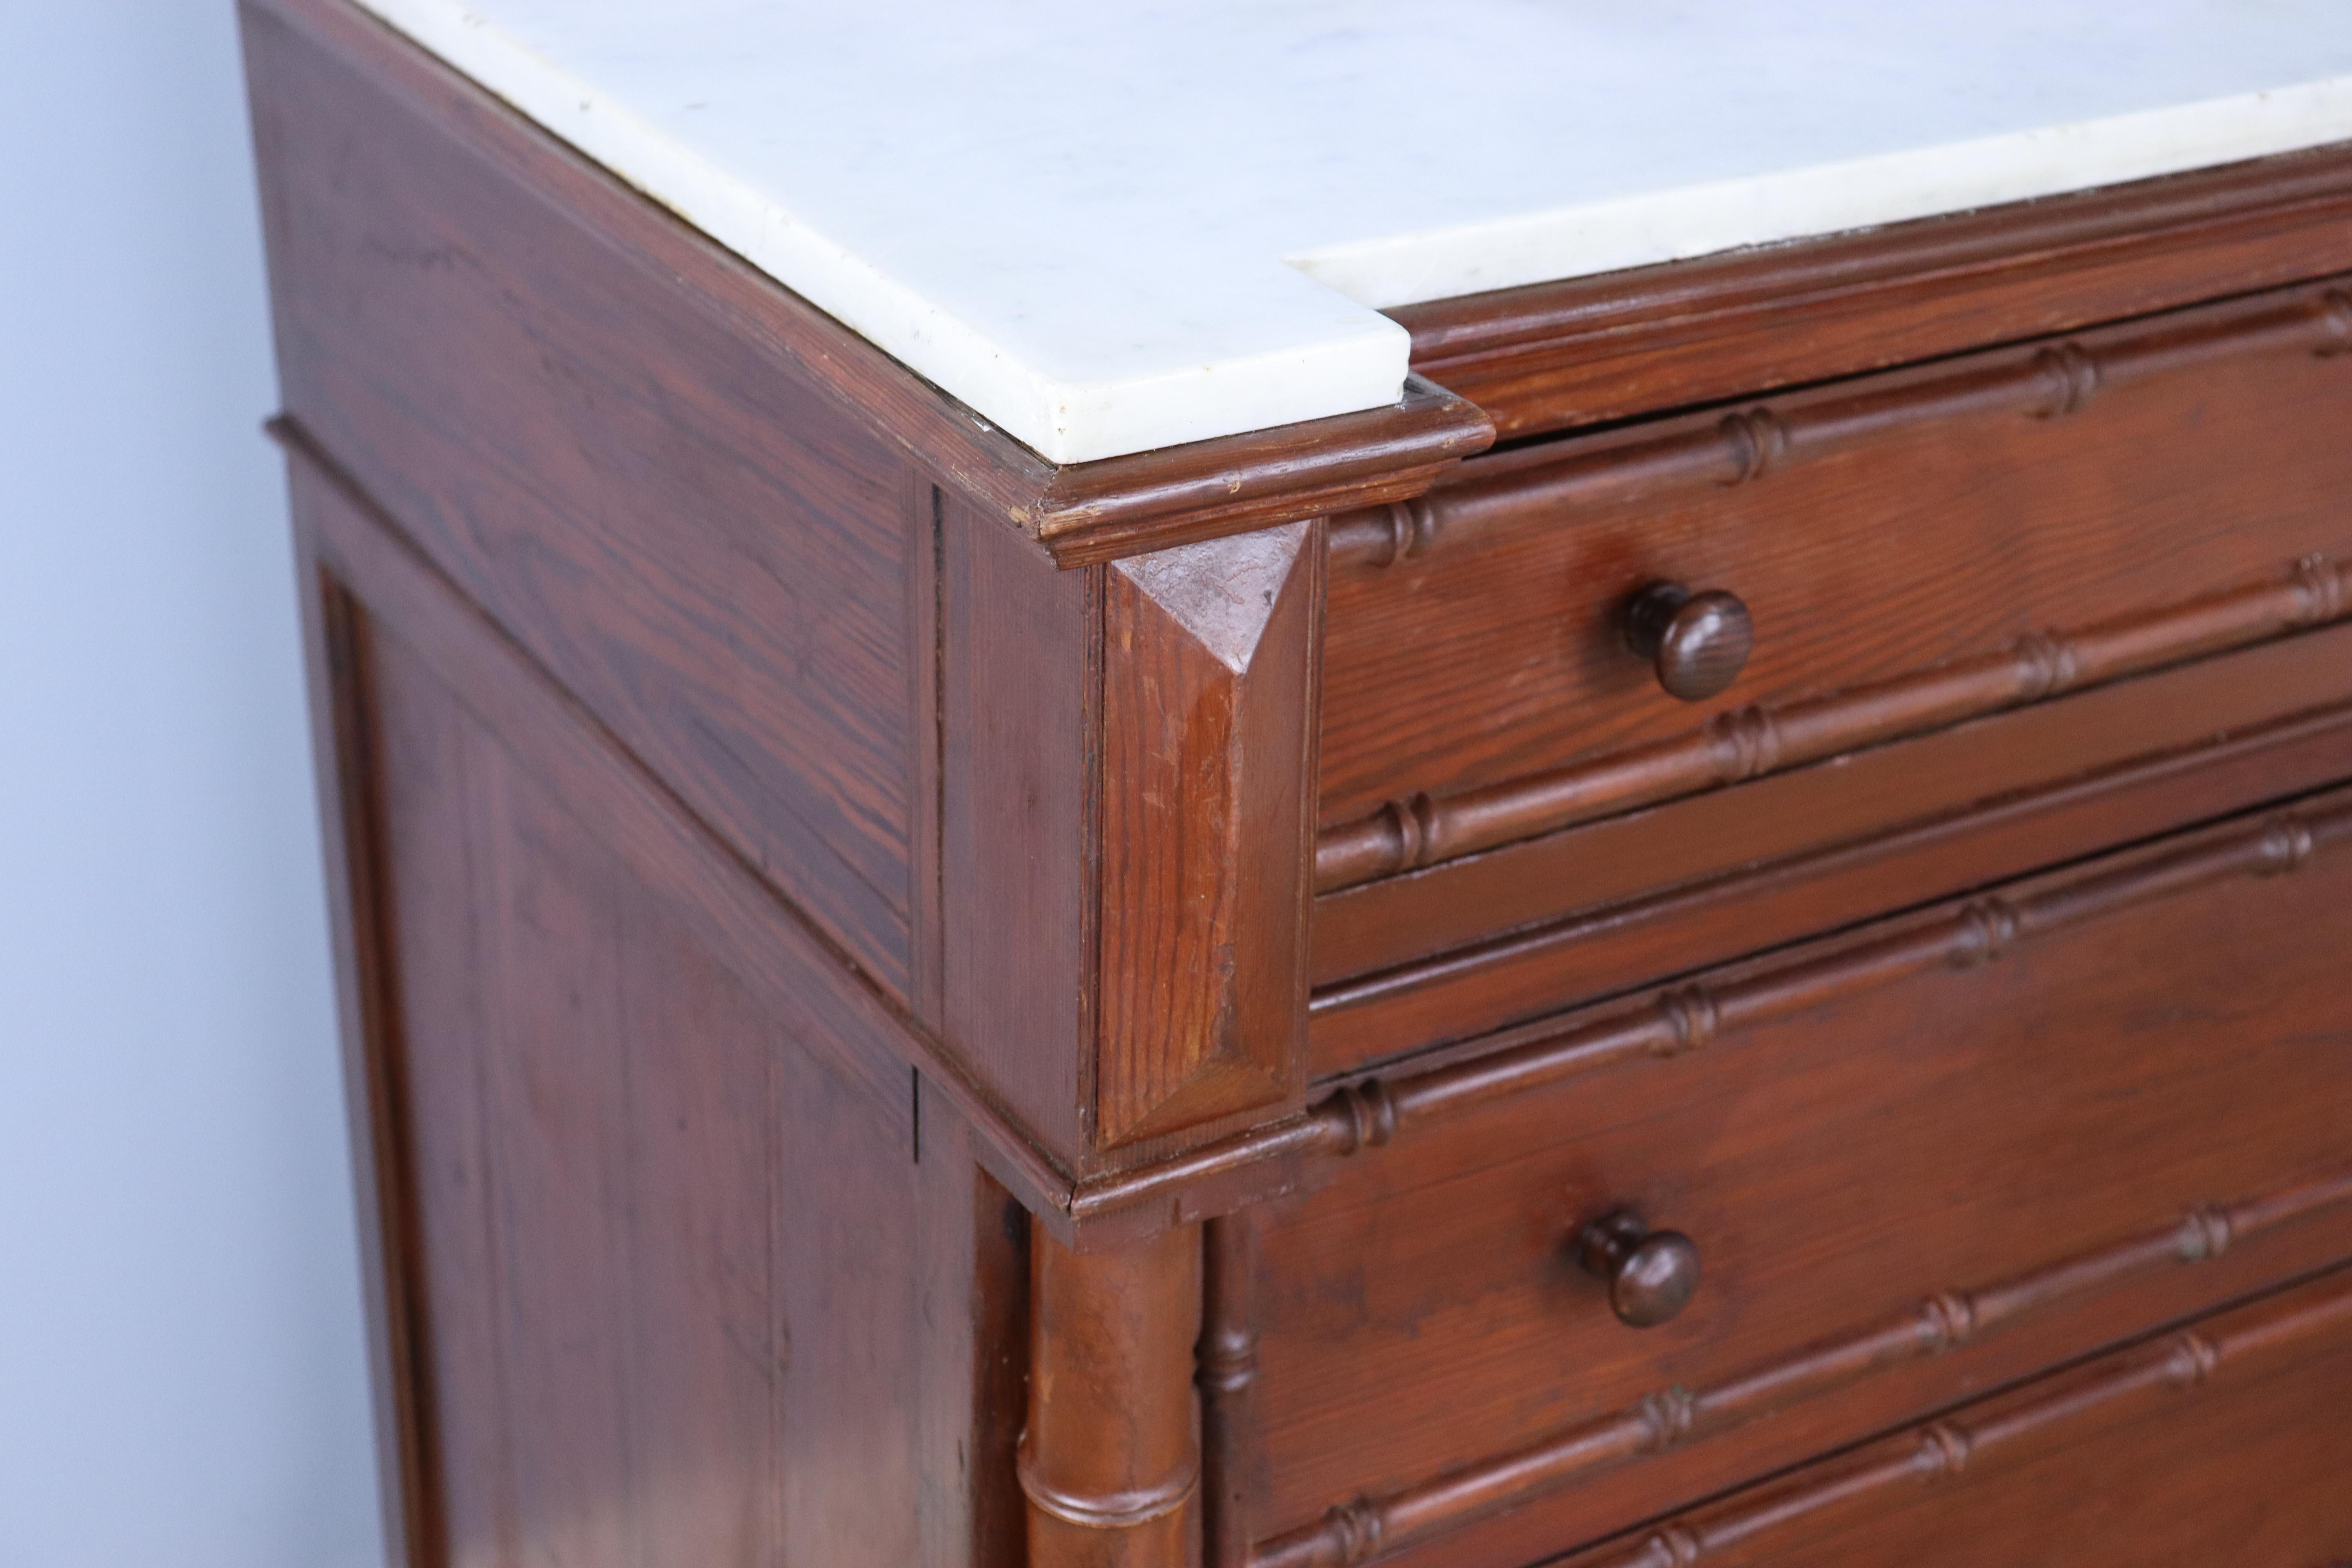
[1624,583,1754,702]
[1578,1208,1702,1328]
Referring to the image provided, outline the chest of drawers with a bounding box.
[243,2,2352,1563]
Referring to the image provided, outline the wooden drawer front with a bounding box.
[1221,789,2352,1568]
[1558,1265,2352,1568]
[1317,276,2352,906]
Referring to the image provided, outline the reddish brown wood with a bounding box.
[1252,1167,2352,1568]
[1344,276,2352,569]
[252,0,1342,1191]
[1309,793,2352,1144]
[1025,1226,1205,1567]
[1390,140,2352,440]
[1321,548,2348,889]
[938,486,1098,1167]
[1200,1215,1267,1568]
[1321,277,2352,864]
[1244,793,2352,1567]
[1314,612,2352,998]
[941,492,1328,1176]
[248,4,2352,1562]
[1559,1265,2352,1568]
[1098,525,1323,1145]
[247,0,928,991]
[1024,378,1489,568]
[243,0,1489,577]
[293,555,437,1567]
[1310,684,2352,1074]
[344,574,1027,1566]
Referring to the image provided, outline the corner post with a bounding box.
[1022,1226,1205,1567]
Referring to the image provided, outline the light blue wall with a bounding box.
[0,2,387,1564]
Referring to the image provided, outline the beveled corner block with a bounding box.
[1095,521,1323,1148]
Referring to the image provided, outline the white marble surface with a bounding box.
[353,0,2352,463]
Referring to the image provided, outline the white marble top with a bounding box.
[355,0,2352,463]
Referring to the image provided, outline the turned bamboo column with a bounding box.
[1022,1225,1205,1567]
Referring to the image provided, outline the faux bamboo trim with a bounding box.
[1561,1265,2352,1568]
[1316,552,2349,893]
[1200,1214,1267,1568]
[1072,788,2352,1237]
[1329,276,2352,570]
[1246,1168,2352,1568]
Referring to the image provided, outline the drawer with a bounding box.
[1315,275,2352,919]
[1308,622,2352,1075]
[1556,1264,2352,1568]
[1215,786,2352,1568]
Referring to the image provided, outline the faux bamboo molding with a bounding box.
[1561,1265,2352,1568]
[1316,552,2350,893]
[1070,788,2352,1235]
[1244,1167,2352,1568]
[1200,1215,1266,1568]
[1301,800,2341,1154]
[1328,276,2352,570]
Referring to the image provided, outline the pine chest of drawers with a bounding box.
[244,2,2352,1563]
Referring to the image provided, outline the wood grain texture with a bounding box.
[938,485,1097,1166]
[247,0,926,992]
[1391,139,2352,440]
[252,13,2352,1562]
[245,0,1489,575]
[1251,1167,2352,1568]
[1058,780,2352,1314]
[290,423,1314,1244]
[282,435,1087,1220]
[1025,378,1489,568]
[352,592,1025,1567]
[1024,1226,1205,1568]
[292,554,436,1567]
[1314,611,2352,1001]
[1321,276,2352,871]
[1098,524,1322,1146]
[1310,682,2352,1076]
[1241,792,2352,1568]
[1342,276,2352,569]
[1322,549,2348,891]
[1557,1265,2352,1568]
[1201,1214,1267,1568]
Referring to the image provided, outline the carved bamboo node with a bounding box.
[1635,1523,1705,1568]
[1015,1438,1200,1529]
[2316,288,2352,356]
[1635,1386,1699,1451]
[2031,341,2102,417]
[1915,1421,1974,1479]
[1331,1079,1399,1155]
[1653,984,1721,1058]
[1377,793,1437,876]
[1919,1289,1981,1350]
[1322,1496,1385,1565]
[1705,705,1782,782]
[1951,898,2022,968]
[1239,1163,2352,1568]
[1317,554,2352,895]
[1197,1325,1259,1397]
[1365,499,1442,567]
[2165,1330,2223,1388]
[2257,813,2317,876]
[2013,628,2082,700]
[1717,406,1789,484]
[2175,1203,2235,1263]
[2292,552,2346,622]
